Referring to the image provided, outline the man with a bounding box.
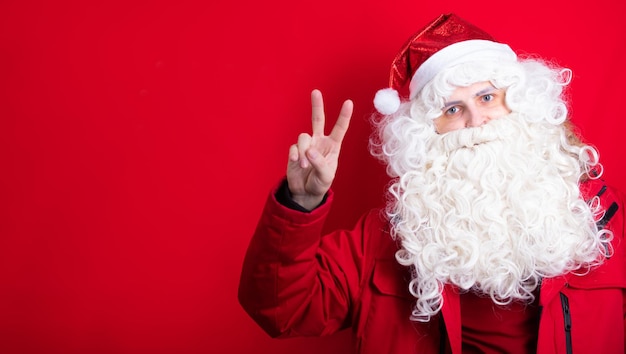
[238,13,626,353]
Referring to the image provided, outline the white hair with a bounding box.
[370,58,611,322]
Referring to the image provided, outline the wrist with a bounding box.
[291,194,325,211]
[276,179,328,212]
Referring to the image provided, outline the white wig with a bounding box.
[370,58,611,322]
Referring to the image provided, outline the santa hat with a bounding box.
[373,13,517,115]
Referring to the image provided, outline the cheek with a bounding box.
[499,100,512,114]
[491,103,511,117]
[433,118,448,134]
[434,118,463,134]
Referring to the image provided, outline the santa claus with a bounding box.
[239,13,625,354]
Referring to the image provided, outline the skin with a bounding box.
[287,90,353,211]
[434,81,510,134]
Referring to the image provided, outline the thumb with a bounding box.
[306,148,333,184]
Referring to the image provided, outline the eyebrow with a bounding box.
[475,87,495,97]
[443,87,497,107]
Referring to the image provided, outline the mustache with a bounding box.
[431,114,516,153]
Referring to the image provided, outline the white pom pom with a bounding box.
[373,88,401,115]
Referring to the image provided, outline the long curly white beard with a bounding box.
[391,114,606,321]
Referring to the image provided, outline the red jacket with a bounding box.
[239,179,626,353]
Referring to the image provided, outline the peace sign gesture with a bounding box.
[286,90,353,211]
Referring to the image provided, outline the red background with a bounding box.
[1,1,625,353]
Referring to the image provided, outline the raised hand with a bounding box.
[286,89,353,211]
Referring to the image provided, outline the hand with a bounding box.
[287,89,353,211]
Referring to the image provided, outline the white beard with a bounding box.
[391,114,606,321]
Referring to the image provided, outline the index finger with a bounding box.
[311,89,325,136]
[329,99,353,143]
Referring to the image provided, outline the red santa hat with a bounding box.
[373,13,518,115]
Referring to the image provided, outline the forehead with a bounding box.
[449,81,496,96]
[442,82,504,106]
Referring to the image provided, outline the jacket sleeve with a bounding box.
[238,182,367,338]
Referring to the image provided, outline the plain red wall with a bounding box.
[1,1,625,353]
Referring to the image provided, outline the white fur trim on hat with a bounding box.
[374,88,401,115]
[409,39,517,98]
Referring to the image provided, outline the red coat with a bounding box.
[239,179,626,353]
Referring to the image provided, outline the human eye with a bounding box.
[481,93,494,102]
[444,106,460,115]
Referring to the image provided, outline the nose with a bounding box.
[465,105,489,128]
